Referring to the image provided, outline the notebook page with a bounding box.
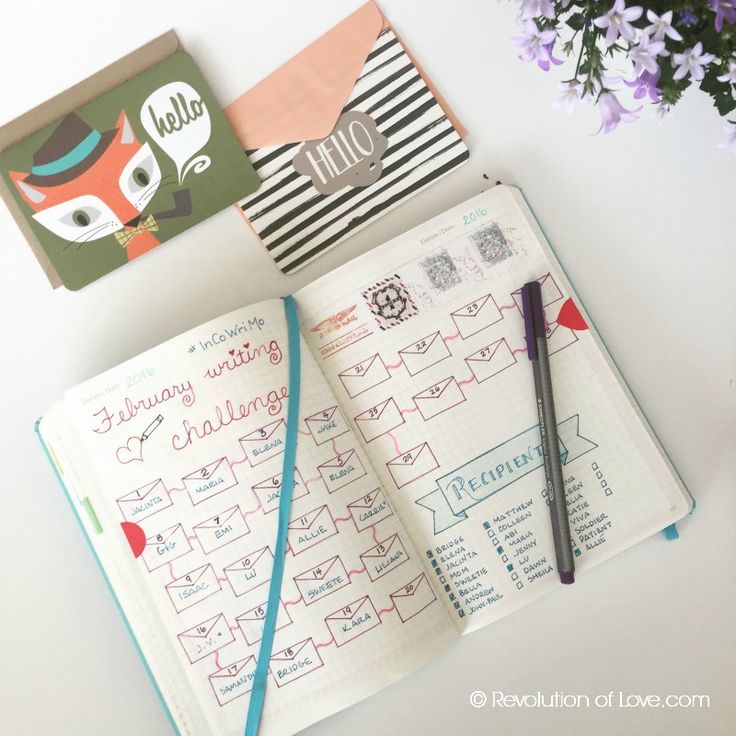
[295,186,692,634]
[44,298,457,736]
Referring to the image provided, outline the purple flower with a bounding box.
[644,10,683,41]
[628,34,666,76]
[717,58,736,83]
[718,123,736,153]
[537,41,564,71]
[709,0,736,32]
[624,69,662,101]
[595,91,642,133]
[673,42,716,81]
[511,20,558,65]
[678,7,698,26]
[518,0,555,21]
[593,0,643,47]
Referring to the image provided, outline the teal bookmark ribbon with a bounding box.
[244,295,301,736]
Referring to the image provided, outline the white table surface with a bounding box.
[1,1,734,734]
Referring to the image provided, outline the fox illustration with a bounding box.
[10,111,191,260]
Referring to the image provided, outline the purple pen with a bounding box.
[521,280,575,585]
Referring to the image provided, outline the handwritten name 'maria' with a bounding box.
[172,385,288,451]
[92,381,195,433]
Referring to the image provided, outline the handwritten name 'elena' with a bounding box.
[92,381,195,434]
[204,339,283,380]
[172,385,287,451]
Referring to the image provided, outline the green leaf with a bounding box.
[566,12,585,31]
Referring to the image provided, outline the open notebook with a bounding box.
[38,185,693,736]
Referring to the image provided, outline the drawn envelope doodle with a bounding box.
[347,488,393,532]
[269,639,323,687]
[223,546,274,597]
[386,443,439,488]
[390,573,437,622]
[287,505,338,554]
[325,595,381,647]
[398,331,451,376]
[293,555,350,605]
[141,523,192,571]
[450,293,503,339]
[353,397,404,442]
[304,405,349,445]
[182,457,237,505]
[412,377,466,421]
[338,353,390,398]
[360,533,409,581]
[546,321,579,355]
[192,506,250,554]
[511,272,564,315]
[165,564,220,613]
[236,599,292,646]
[239,419,287,467]
[177,613,235,664]
[465,338,517,383]
[116,478,172,523]
[209,656,257,706]
[318,450,367,492]
[251,468,307,514]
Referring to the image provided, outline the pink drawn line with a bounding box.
[511,347,528,357]
[377,602,397,619]
[229,623,240,632]
[442,330,462,343]
[499,302,517,312]
[330,437,341,456]
[283,595,303,608]
[242,501,262,520]
[167,562,177,580]
[167,486,187,497]
[297,427,311,437]
[385,358,403,371]
[230,451,249,469]
[386,432,403,456]
[400,405,419,416]
[314,637,335,650]
[370,524,381,545]
[457,374,476,388]
[186,535,199,545]
[214,650,224,669]
[347,566,367,579]
[334,515,353,524]
[305,475,324,488]
[217,577,228,585]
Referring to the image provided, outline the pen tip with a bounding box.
[559,571,575,585]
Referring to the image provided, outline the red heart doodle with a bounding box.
[556,298,588,331]
[228,348,236,356]
[121,522,146,558]
[243,343,250,349]
[116,436,144,464]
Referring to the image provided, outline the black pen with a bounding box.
[521,281,575,584]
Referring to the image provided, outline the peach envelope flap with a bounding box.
[225,1,465,149]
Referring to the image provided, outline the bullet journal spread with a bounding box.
[37,185,692,736]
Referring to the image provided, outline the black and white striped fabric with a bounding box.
[239,29,469,273]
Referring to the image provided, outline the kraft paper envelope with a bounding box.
[226,1,469,273]
[0,31,259,290]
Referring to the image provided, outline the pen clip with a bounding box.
[521,281,542,361]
